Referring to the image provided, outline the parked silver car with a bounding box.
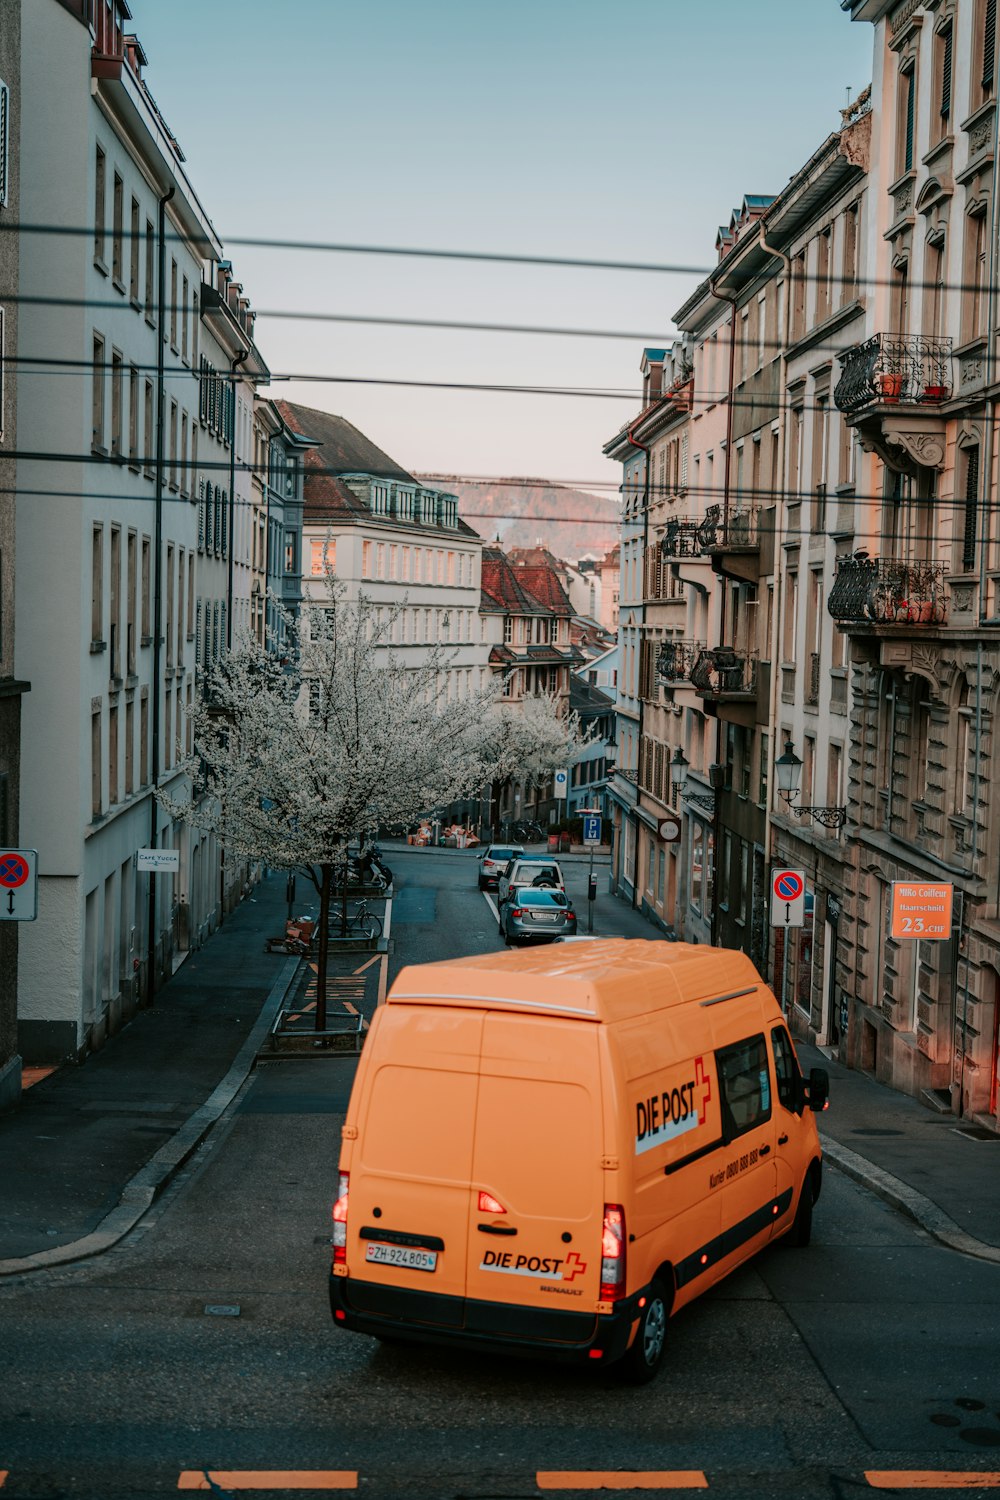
[500,887,578,945]
[477,843,525,891]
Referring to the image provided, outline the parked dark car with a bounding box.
[500,887,578,945]
[477,844,525,890]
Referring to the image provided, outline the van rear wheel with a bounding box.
[789,1177,814,1247]
[619,1278,668,1384]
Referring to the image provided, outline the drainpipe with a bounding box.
[227,350,247,651]
[146,182,175,1001]
[626,415,651,910]
[705,273,740,943]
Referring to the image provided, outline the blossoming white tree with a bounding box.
[477,692,592,839]
[164,585,510,1028]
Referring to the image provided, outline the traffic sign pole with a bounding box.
[581,809,602,933]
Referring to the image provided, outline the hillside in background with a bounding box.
[418,477,620,563]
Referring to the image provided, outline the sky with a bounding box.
[133,1,874,496]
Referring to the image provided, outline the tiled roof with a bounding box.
[276,400,477,540]
[511,563,573,616]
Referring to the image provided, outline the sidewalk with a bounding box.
[1,860,997,1276]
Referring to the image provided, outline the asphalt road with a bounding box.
[2,849,1000,1499]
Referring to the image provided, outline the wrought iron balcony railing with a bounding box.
[655,639,704,683]
[659,517,705,559]
[834,333,953,414]
[827,555,949,625]
[697,503,761,551]
[690,646,759,698]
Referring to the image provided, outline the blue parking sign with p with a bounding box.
[583,813,601,845]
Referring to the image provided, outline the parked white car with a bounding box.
[496,857,566,908]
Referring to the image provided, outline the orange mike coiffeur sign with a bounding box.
[889,882,953,940]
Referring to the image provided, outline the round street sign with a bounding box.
[773,869,804,902]
[0,853,30,889]
[658,815,681,842]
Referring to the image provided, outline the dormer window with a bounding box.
[371,482,391,517]
[396,488,414,521]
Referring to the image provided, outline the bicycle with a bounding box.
[328,897,383,940]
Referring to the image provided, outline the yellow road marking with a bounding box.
[0,1470,7,1487]
[353,955,380,974]
[866,1475,1000,1490]
[178,1472,357,1491]
[537,1475,708,1491]
[377,952,388,1007]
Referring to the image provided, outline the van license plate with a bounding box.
[365,1242,437,1272]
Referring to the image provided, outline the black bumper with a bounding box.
[329,1273,642,1366]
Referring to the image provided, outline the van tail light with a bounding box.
[331,1172,349,1265]
[600,1202,626,1301]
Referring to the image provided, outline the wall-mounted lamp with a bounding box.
[775,739,847,829]
[670,747,721,810]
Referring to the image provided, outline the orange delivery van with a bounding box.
[328,938,829,1382]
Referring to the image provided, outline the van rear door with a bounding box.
[348,1005,484,1322]
[466,1011,604,1327]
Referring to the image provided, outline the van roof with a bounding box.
[388,939,764,1023]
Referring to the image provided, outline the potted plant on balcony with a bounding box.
[878,371,903,403]
[921,383,948,403]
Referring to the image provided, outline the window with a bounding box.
[758,731,769,807]
[92,525,103,644]
[815,226,832,324]
[898,62,916,176]
[926,238,946,338]
[964,211,988,343]
[127,196,141,303]
[842,202,859,300]
[145,220,155,323]
[110,350,123,456]
[978,0,997,102]
[128,365,139,466]
[109,526,120,676]
[91,710,102,818]
[127,530,136,674]
[94,146,106,265]
[135,383,150,482]
[362,540,372,579]
[170,259,178,349]
[311,538,335,575]
[962,443,980,572]
[141,536,151,641]
[112,172,124,286]
[0,78,8,208]
[92,335,105,450]
[717,1033,771,1138]
[108,704,118,805]
[936,20,954,133]
[771,1026,801,1111]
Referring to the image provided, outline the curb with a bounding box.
[0,956,300,1279]
[821,1136,1000,1265]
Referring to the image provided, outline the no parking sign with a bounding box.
[770,867,805,929]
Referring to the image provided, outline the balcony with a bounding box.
[833,334,952,475]
[655,639,704,684]
[659,517,704,559]
[690,646,759,700]
[827,555,949,627]
[697,504,762,582]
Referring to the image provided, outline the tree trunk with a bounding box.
[341,857,350,937]
[315,861,332,1031]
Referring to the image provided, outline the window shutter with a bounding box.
[985,0,996,92]
[904,68,915,171]
[197,479,205,551]
[963,445,980,572]
[195,599,203,665]
[220,489,228,557]
[941,24,953,118]
[0,81,8,209]
[680,433,689,490]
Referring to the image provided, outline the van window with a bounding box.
[770,1025,801,1111]
[716,1034,772,1139]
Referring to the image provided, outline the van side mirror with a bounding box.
[806,1067,830,1113]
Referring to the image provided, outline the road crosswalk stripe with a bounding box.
[866,1475,1000,1489]
[537,1475,708,1491]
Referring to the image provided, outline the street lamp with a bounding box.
[670,746,716,811]
[774,738,847,829]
